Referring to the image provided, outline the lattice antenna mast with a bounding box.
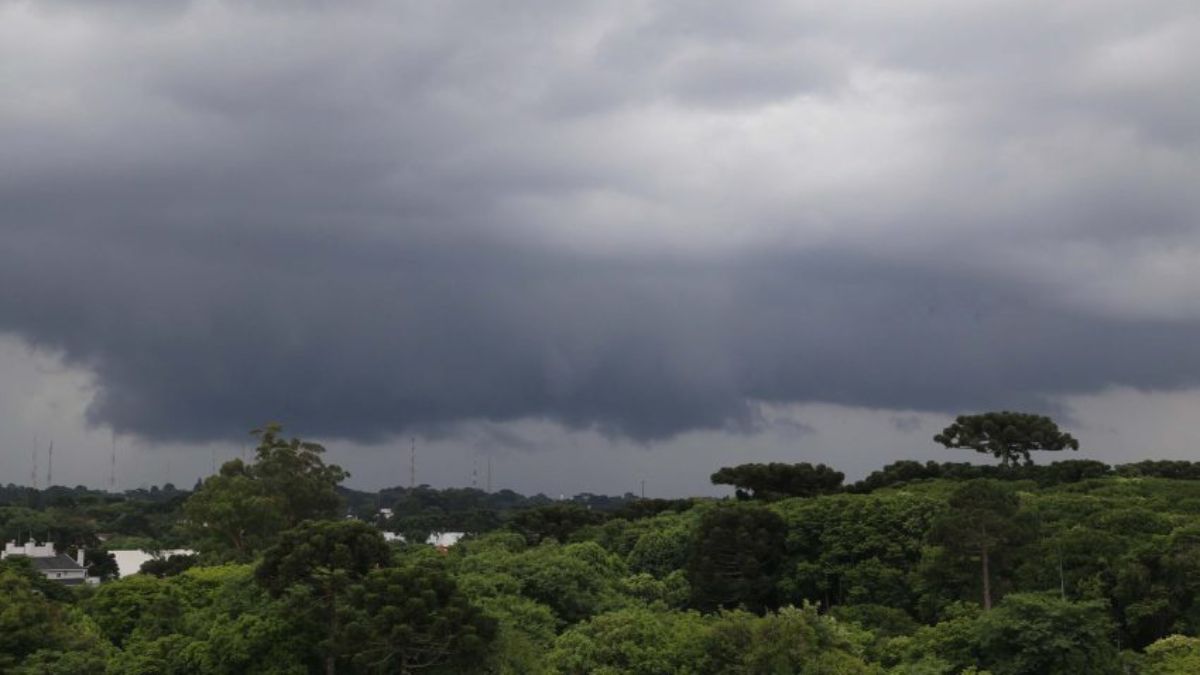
[110,433,117,492]
[409,437,416,489]
[487,456,492,493]
[46,441,53,488]
[31,434,38,490]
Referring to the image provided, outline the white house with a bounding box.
[1,540,94,586]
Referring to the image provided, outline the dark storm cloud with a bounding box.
[2,0,1200,444]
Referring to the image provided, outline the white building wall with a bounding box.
[1,540,57,559]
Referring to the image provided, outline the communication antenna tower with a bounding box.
[109,433,117,492]
[486,456,492,493]
[31,435,38,490]
[472,457,478,489]
[409,437,416,489]
[46,441,53,488]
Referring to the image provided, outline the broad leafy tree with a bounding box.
[935,411,1079,466]
[184,424,348,561]
[85,574,186,648]
[1141,635,1200,675]
[974,593,1119,675]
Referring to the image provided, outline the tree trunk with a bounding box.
[326,584,338,675]
[981,543,992,611]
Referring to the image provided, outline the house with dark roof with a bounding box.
[2,540,93,586]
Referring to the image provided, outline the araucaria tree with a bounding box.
[710,462,844,501]
[934,411,1079,467]
[927,480,1028,611]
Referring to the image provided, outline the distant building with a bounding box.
[108,549,195,578]
[380,531,466,549]
[427,531,466,548]
[1,540,94,586]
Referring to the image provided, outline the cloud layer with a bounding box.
[3,0,1200,444]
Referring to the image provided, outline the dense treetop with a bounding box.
[934,411,1080,466]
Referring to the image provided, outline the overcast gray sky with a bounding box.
[2,0,1200,496]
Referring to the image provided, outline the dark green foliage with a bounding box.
[924,480,1032,611]
[935,411,1079,466]
[608,498,695,521]
[506,503,607,545]
[687,504,787,612]
[710,462,844,500]
[257,520,394,672]
[342,564,497,674]
[1116,460,1200,480]
[85,547,119,581]
[256,519,392,596]
[139,553,199,578]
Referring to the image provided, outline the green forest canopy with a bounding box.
[5,424,1200,673]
